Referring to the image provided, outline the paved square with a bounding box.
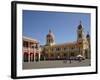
[23,59,90,69]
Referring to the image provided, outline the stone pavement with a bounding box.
[23,59,91,69]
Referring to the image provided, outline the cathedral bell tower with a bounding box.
[86,32,91,59]
[77,21,88,58]
[77,21,85,42]
[46,29,55,46]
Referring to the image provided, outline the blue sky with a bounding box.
[23,10,90,45]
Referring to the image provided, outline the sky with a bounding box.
[23,10,90,45]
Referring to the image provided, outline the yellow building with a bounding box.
[41,21,90,60]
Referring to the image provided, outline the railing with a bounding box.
[23,47,40,52]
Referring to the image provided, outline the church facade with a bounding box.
[23,21,90,62]
[41,21,90,60]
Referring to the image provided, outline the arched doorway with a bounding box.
[35,53,39,61]
[23,52,28,62]
[85,50,88,59]
[40,54,44,60]
[57,53,60,60]
[70,52,75,57]
[45,53,48,60]
[40,51,46,60]
[63,53,67,59]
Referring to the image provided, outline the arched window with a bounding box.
[78,34,82,38]
[23,52,28,62]
[23,41,28,47]
[85,50,88,59]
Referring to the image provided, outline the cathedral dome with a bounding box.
[86,31,90,38]
[46,29,55,46]
[78,24,82,29]
[78,21,83,29]
[46,30,54,38]
[86,33,90,38]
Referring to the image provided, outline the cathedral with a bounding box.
[23,21,90,62]
[41,21,90,60]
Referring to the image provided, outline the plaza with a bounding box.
[23,59,91,69]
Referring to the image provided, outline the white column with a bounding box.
[38,50,40,61]
[34,52,35,62]
[28,42,30,62]
[33,44,36,62]
[36,43,40,61]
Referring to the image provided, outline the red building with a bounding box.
[23,36,41,62]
